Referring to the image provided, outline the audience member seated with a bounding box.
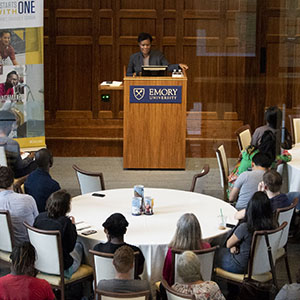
[217,191,277,274]
[259,170,290,210]
[98,245,150,293]
[0,110,37,178]
[33,189,83,279]
[251,106,281,147]
[230,153,271,210]
[162,213,210,286]
[275,266,300,300]
[237,130,276,175]
[0,166,38,244]
[172,251,225,300]
[235,170,291,220]
[93,213,145,278]
[24,148,61,212]
[0,241,55,300]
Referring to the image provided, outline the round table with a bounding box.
[70,188,237,288]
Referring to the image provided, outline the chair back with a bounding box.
[293,118,300,144]
[214,144,229,200]
[13,175,28,194]
[90,250,117,283]
[275,198,298,249]
[161,280,195,300]
[190,164,210,192]
[73,164,105,195]
[215,144,229,187]
[0,210,14,252]
[288,114,300,144]
[96,290,150,300]
[90,249,138,292]
[172,246,219,283]
[235,124,251,152]
[0,146,7,167]
[249,222,287,279]
[24,223,63,276]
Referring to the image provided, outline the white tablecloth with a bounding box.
[70,188,237,288]
[278,144,300,192]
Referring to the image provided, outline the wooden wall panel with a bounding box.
[56,1,92,9]
[100,1,112,9]
[44,0,300,158]
[184,19,221,37]
[184,0,220,11]
[227,0,240,10]
[56,46,93,111]
[162,46,176,66]
[163,0,176,10]
[164,19,176,36]
[264,0,300,110]
[57,19,92,36]
[120,1,156,9]
[100,19,112,36]
[119,19,157,36]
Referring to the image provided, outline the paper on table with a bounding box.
[76,222,91,231]
[21,152,30,159]
[100,81,122,87]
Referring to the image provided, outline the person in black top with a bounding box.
[25,148,60,212]
[34,189,83,279]
[93,213,145,278]
[126,32,188,76]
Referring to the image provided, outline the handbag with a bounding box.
[238,279,277,300]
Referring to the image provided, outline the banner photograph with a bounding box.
[0,0,44,149]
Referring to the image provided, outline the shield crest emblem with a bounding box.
[133,88,145,101]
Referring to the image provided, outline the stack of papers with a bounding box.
[75,222,91,231]
[101,81,123,87]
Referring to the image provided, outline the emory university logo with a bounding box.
[133,88,145,101]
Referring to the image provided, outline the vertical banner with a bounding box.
[0,0,45,148]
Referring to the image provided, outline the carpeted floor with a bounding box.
[51,157,234,199]
[1,156,299,296]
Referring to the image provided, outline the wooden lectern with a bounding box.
[123,74,187,169]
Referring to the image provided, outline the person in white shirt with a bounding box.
[0,166,38,244]
[275,267,300,300]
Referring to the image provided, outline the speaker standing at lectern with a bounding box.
[126,32,189,76]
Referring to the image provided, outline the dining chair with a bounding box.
[172,246,219,283]
[234,124,251,152]
[215,222,287,291]
[214,143,229,201]
[288,114,300,144]
[0,145,7,167]
[89,249,139,297]
[275,198,298,283]
[161,279,195,300]
[190,164,210,192]
[72,164,106,194]
[24,223,94,300]
[13,175,28,193]
[0,210,14,266]
[96,289,150,300]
